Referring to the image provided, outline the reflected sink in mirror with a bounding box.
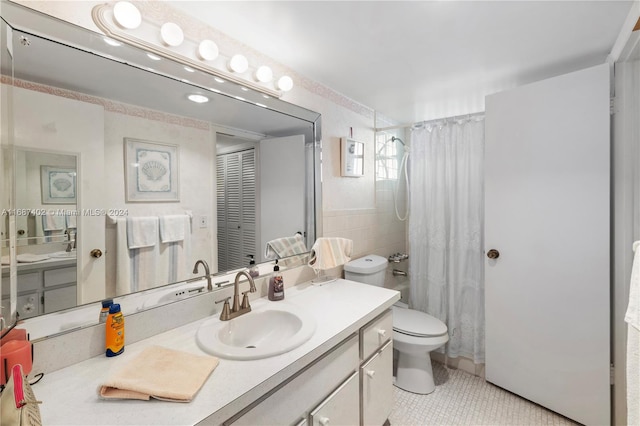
[141,281,208,309]
[48,251,77,259]
[196,302,316,360]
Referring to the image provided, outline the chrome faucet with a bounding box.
[193,260,212,291]
[216,270,257,321]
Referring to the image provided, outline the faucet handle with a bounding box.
[215,297,231,321]
[240,290,252,310]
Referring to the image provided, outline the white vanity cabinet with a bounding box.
[360,310,393,426]
[1,262,77,319]
[225,309,394,426]
[226,334,360,425]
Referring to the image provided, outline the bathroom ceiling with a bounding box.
[169,1,634,125]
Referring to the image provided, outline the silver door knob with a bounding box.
[90,249,103,258]
[487,249,500,259]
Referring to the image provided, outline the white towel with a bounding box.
[65,214,77,229]
[126,217,158,249]
[159,215,186,243]
[42,213,65,231]
[307,237,353,272]
[158,216,191,285]
[116,218,159,295]
[264,234,308,259]
[626,241,640,425]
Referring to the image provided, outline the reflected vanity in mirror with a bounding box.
[0,2,322,340]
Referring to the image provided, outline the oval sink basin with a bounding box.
[196,302,316,360]
[48,251,76,259]
[141,282,208,309]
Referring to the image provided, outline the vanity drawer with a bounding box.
[228,334,359,425]
[1,272,41,296]
[44,267,76,287]
[360,309,392,361]
[309,371,359,426]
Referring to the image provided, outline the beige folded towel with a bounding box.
[308,237,353,272]
[99,346,219,402]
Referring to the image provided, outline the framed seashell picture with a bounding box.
[124,138,179,202]
[40,166,77,204]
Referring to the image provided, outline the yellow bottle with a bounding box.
[105,303,125,357]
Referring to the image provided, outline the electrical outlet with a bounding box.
[199,216,208,228]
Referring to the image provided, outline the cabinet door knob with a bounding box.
[90,249,103,258]
[366,369,375,378]
[319,416,330,426]
[377,329,386,338]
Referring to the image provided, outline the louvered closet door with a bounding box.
[217,149,257,271]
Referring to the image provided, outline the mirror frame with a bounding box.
[0,2,323,338]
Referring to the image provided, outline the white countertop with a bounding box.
[34,279,399,425]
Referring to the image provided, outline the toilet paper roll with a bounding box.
[0,340,32,386]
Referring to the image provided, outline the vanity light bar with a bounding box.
[94,2,294,98]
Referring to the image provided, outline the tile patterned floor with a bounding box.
[389,362,580,425]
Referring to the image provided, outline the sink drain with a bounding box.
[245,345,256,349]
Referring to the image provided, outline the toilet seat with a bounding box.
[392,306,447,338]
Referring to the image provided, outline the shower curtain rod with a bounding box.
[375,111,485,133]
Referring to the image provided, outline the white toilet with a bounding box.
[344,254,449,394]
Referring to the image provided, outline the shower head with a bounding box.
[391,136,405,146]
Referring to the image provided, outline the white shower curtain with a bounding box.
[408,117,485,363]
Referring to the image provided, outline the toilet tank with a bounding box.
[344,255,388,287]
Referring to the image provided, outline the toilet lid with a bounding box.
[392,306,447,337]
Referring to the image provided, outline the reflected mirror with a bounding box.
[0,3,321,339]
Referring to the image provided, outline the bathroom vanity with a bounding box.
[31,279,399,425]
[1,258,77,319]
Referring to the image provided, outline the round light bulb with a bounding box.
[160,22,184,47]
[228,54,249,73]
[198,40,219,61]
[113,1,142,30]
[255,65,273,83]
[277,75,294,92]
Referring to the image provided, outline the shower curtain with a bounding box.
[408,117,485,363]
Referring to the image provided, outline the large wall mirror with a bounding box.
[0,3,322,338]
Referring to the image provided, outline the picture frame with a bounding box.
[340,137,365,177]
[124,138,179,202]
[40,166,76,204]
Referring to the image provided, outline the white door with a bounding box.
[13,87,105,304]
[484,64,610,426]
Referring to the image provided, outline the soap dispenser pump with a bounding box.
[268,259,284,301]
[247,255,259,278]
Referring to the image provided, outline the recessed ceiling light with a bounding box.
[188,94,209,104]
[214,77,225,84]
[184,66,195,73]
[240,87,249,92]
[147,53,161,61]
[263,95,270,99]
[103,37,122,47]
[181,79,190,83]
